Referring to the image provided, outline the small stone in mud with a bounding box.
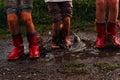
[18,75,22,78]
[2,73,5,75]
[33,73,37,76]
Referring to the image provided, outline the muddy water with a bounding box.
[0,38,29,60]
[44,31,120,64]
[52,41,120,64]
[0,31,120,61]
[0,39,12,59]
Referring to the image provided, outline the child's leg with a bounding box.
[106,0,120,46]
[6,0,20,35]
[21,0,34,34]
[21,12,35,34]
[62,17,71,46]
[47,2,63,48]
[95,0,107,48]
[61,1,72,46]
[6,0,24,60]
[108,0,119,22]
[96,0,106,23]
[52,23,62,48]
[21,0,40,58]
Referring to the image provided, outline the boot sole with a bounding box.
[8,57,20,61]
[29,56,40,59]
[96,46,105,49]
[7,52,25,61]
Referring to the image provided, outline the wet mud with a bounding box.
[0,30,120,80]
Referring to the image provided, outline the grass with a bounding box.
[93,61,118,72]
[0,27,11,39]
[71,20,95,31]
[61,62,88,74]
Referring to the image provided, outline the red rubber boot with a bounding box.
[96,23,106,48]
[8,35,24,60]
[27,33,40,59]
[107,22,120,46]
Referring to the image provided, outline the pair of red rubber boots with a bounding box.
[8,34,40,60]
[96,22,120,48]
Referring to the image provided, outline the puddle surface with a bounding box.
[0,31,120,61]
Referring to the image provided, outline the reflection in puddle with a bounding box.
[52,39,120,64]
[97,48,120,58]
[54,52,63,63]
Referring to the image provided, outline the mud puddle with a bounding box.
[0,30,120,80]
[0,31,120,61]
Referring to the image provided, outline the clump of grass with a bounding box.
[93,61,118,72]
[102,64,118,72]
[93,61,107,68]
[61,62,87,74]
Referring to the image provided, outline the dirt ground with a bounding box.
[0,29,120,80]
